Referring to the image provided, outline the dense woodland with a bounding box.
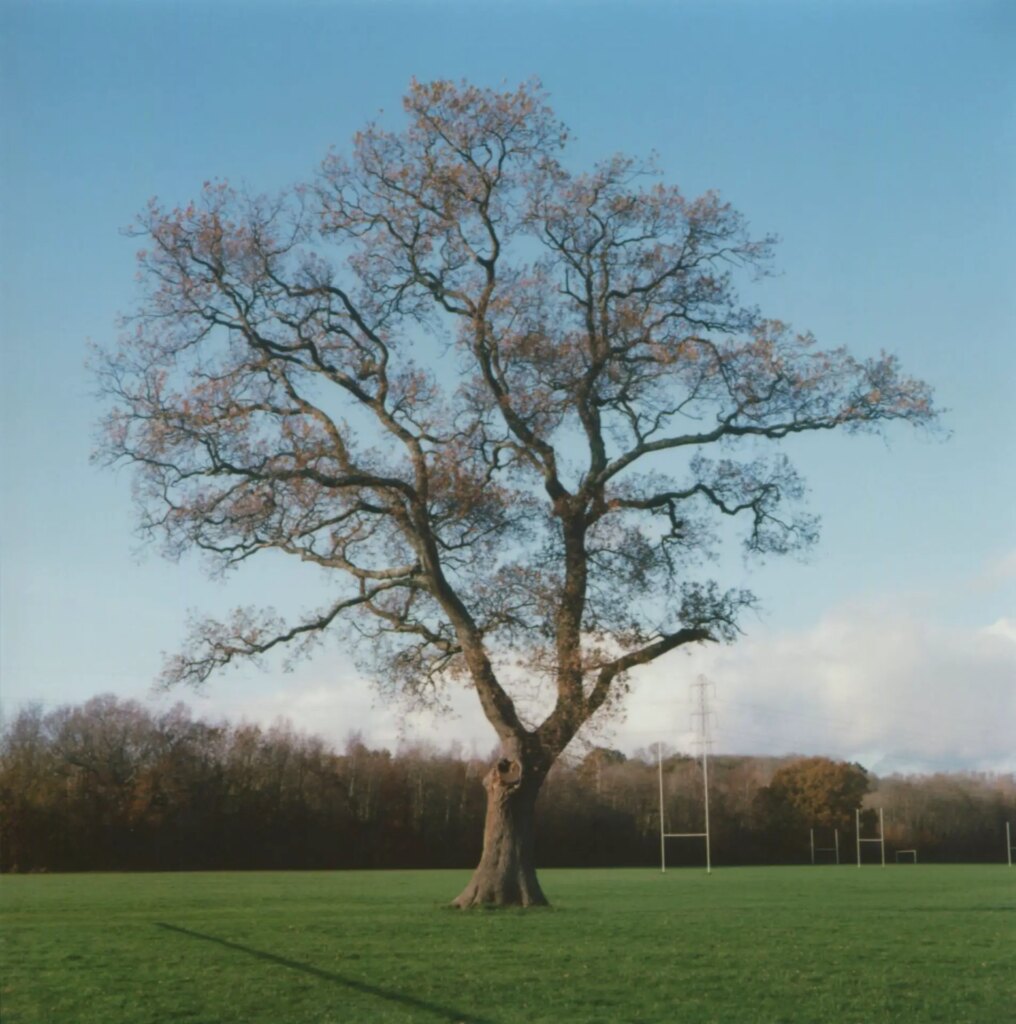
[2,696,1013,872]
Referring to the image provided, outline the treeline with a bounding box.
[2,696,1013,872]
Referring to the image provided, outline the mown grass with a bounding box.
[2,866,1013,1023]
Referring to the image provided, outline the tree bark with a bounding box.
[452,753,548,908]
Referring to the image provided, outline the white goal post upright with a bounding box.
[856,807,886,868]
[1007,822,1014,867]
[658,742,666,872]
[702,723,712,875]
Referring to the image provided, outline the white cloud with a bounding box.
[982,617,1016,645]
[183,665,497,759]
[620,600,1016,775]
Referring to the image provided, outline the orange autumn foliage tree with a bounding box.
[765,757,871,831]
[96,79,937,906]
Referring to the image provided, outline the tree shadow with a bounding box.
[154,922,494,1024]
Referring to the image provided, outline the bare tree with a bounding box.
[96,79,937,906]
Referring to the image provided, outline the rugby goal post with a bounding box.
[658,743,712,874]
[1007,822,1014,867]
[855,807,886,868]
[810,827,840,865]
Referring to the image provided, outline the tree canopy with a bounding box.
[96,79,937,905]
[6,698,1011,874]
[763,756,871,830]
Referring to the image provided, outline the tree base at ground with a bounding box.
[452,757,548,908]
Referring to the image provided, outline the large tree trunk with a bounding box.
[453,753,548,908]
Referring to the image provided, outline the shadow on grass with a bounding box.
[154,922,493,1024]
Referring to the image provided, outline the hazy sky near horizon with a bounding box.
[2,0,1014,774]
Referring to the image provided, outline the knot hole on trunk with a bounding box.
[496,758,522,788]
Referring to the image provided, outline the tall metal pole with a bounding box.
[1007,822,1012,868]
[834,827,840,865]
[856,808,861,868]
[879,807,886,868]
[658,743,666,873]
[702,731,712,875]
[810,828,815,865]
[691,677,714,875]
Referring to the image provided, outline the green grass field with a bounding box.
[2,866,1013,1023]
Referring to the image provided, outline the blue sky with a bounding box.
[2,0,1013,772]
